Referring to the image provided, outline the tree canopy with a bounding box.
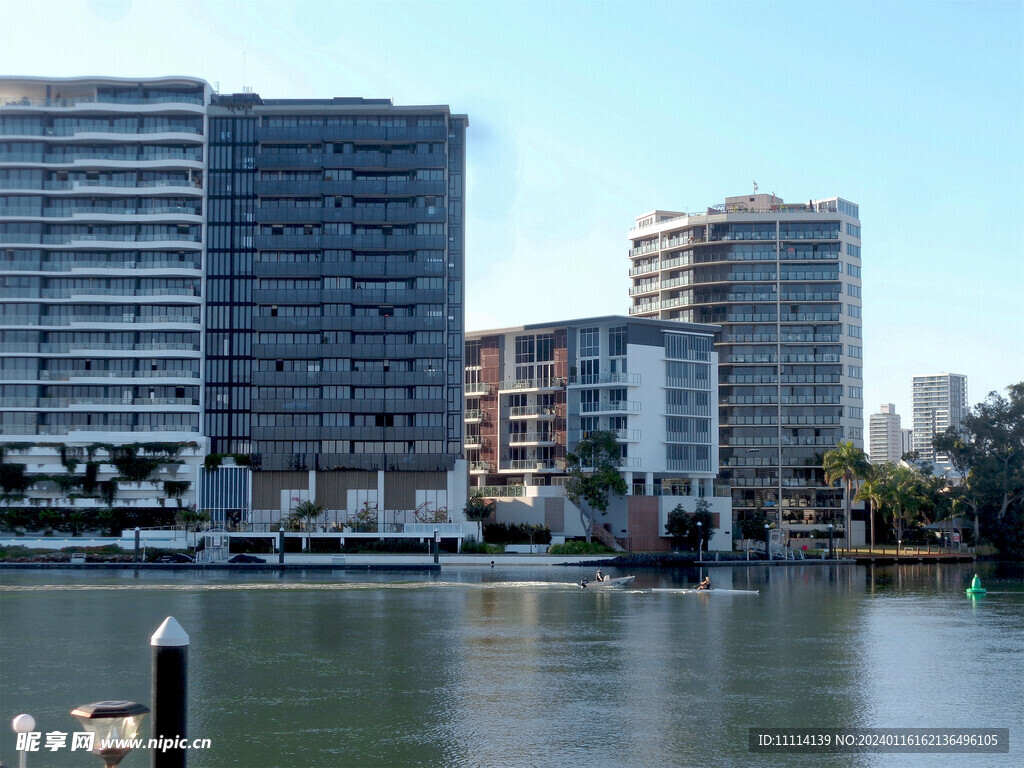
[564,430,627,542]
[822,441,871,550]
[934,383,1024,556]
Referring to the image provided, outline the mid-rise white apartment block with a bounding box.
[465,316,732,551]
[869,403,903,464]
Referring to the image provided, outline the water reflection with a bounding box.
[0,564,1020,768]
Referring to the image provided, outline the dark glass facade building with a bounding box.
[206,94,467,523]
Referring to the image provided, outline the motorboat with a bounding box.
[579,575,635,589]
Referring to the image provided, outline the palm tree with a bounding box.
[889,465,924,555]
[291,499,325,551]
[856,463,894,552]
[822,441,871,553]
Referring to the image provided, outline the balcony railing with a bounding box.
[579,400,641,414]
[470,485,524,498]
[464,382,491,395]
[569,372,640,386]
[508,405,557,418]
[498,377,566,391]
[508,432,556,445]
[501,460,558,472]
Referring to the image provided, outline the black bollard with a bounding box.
[828,524,834,561]
[278,526,285,565]
[135,526,141,563]
[151,616,188,768]
[433,529,440,565]
[764,524,771,561]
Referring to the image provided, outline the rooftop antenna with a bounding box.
[243,51,247,94]
[753,181,758,193]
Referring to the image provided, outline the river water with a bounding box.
[1,562,1021,768]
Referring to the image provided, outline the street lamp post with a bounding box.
[70,701,150,767]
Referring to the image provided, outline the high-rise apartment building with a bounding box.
[206,93,468,525]
[628,194,864,542]
[868,403,903,464]
[1,76,468,531]
[0,76,209,517]
[912,373,967,466]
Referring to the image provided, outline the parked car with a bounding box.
[227,554,266,564]
[156,553,195,563]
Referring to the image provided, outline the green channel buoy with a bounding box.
[966,574,986,597]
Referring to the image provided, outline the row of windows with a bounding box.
[261,115,445,128]
[847,304,862,318]
[514,333,556,364]
[846,325,862,338]
[253,412,443,427]
[846,243,861,258]
[847,345,862,359]
[255,440,448,455]
[665,361,712,389]
[848,386,863,399]
[849,365,862,379]
[846,284,861,298]
[846,263,861,277]
[846,223,861,238]
[665,332,711,362]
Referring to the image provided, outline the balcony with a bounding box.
[569,372,640,386]
[498,377,565,392]
[508,405,557,419]
[464,382,492,396]
[570,429,641,443]
[501,460,558,472]
[579,400,641,414]
[469,461,491,473]
[508,432,557,446]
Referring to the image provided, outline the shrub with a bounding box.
[548,541,612,555]
[460,540,503,554]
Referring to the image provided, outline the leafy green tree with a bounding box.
[822,441,871,552]
[564,430,627,543]
[665,498,714,551]
[934,383,1024,555]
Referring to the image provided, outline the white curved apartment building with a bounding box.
[0,77,210,512]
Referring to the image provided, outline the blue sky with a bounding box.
[2,0,1022,421]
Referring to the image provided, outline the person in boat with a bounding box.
[595,569,606,582]
[697,576,711,590]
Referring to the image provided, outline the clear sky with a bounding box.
[2,0,1022,421]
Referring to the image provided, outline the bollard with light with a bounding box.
[696,520,703,561]
[70,700,150,767]
[828,523,834,560]
[764,523,771,561]
[433,528,440,564]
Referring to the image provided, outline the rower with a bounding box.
[697,576,711,590]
